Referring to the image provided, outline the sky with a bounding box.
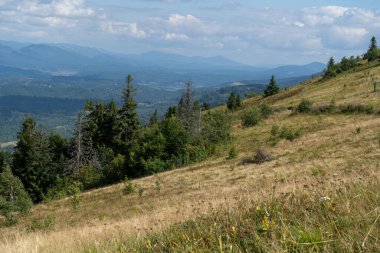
[1,0,380,66]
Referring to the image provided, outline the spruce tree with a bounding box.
[324,57,337,78]
[227,93,237,110]
[165,106,177,119]
[103,100,120,150]
[364,36,379,61]
[119,74,140,152]
[178,80,196,133]
[264,75,280,97]
[236,94,242,108]
[149,110,159,126]
[12,117,55,203]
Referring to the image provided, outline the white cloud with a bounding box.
[167,14,200,26]
[17,0,94,17]
[100,21,147,38]
[164,32,189,41]
[325,26,368,48]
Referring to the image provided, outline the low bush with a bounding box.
[44,177,82,201]
[252,149,275,164]
[241,108,261,127]
[296,99,313,113]
[338,104,374,114]
[260,104,274,119]
[123,177,134,195]
[28,214,56,232]
[228,147,238,159]
[270,125,300,145]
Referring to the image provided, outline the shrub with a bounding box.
[142,157,167,175]
[28,214,56,232]
[154,175,162,193]
[338,104,374,114]
[241,108,261,127]
[252,149,274,164]
[44,177,82,201]
[279,126,300,141]
[70,194,80,212]
[228,147,238,159]
[297,99,313,113]
[76,165,103,190]
[123,177,134,195]
[260,104,273,119]
[313,101,336,114]
[270,125,301,145]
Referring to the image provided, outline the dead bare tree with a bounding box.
[66,112,101,177]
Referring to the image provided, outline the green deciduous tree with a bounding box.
[0,168,33,219]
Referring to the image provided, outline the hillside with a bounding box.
[0,62,379,252]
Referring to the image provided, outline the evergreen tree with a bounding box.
[119,74,140,152]
[178,80,196,133]
[201,102,210,111]
[149,110,160,126]
[370,36,377,52]
[264,75,280,97]
[324,57,337,78]
[0,150,11,173]
[12,117,55,202]
[193,100,201,133]
[364,36,380,61]
[103,100,121,150]
[48,133,69,178]
[236,94,242,108]
[165,106,177,119]
[227,93,237,110]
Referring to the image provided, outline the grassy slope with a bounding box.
[0,64,379,252]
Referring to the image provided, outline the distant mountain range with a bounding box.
[0,41,325,87]
[0,40,326,142]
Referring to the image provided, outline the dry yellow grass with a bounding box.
[1,64,380,252]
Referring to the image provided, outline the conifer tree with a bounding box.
[12,117,55,202]
[149,110,159,126]
[324,57,337,78]
[178,80,196,133]
[103,100,120,150]
[364,36,379,61]
[236,94,242,108]
[227,93,237,110]
[165,106,177,119]
[264,75,280,97]
[119,74,140,152]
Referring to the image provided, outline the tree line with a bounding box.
[324,36,380,79]
[0,76,233,223]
